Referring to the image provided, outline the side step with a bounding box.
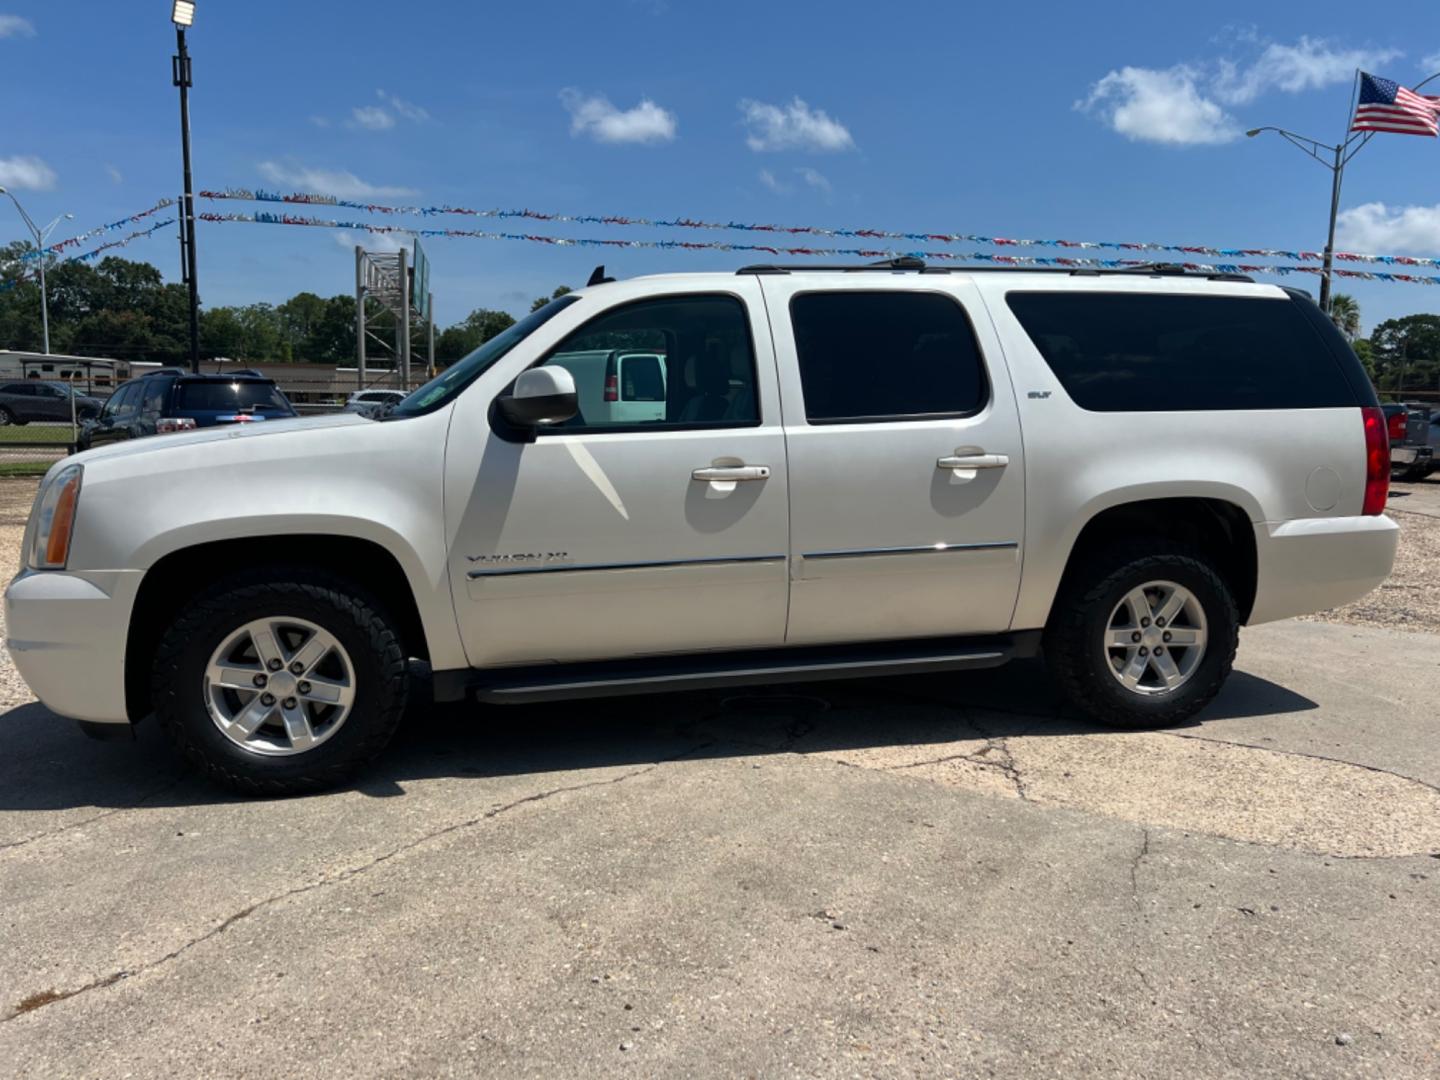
[436,632,1041,706]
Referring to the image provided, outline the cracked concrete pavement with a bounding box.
[2,616,1439,1077]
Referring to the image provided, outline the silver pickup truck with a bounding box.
[1386,403,1438,481]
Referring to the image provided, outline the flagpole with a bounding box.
[1318,72,1364,314]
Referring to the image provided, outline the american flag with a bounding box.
[1351,72,1440,136]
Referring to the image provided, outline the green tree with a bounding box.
[1370,315,1440,395]
[436,308,516,362]
[1328,294,1361,340]
[201,307,246,358]
[529,284,573,313]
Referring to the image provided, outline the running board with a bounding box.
[435,632,1041,705]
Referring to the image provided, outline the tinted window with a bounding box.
[621,355,665,401]
[789,291,988,423]
[174,381,290,412]
[539,295,758,431]
[1005,292,1358,412]
[1,383,33,396]
[140,378,169,416]
[109,383,141,420]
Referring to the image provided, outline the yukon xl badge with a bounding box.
[468,552,572,567]
[1028,390,1052,399]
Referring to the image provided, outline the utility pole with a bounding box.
[172,1,201,373]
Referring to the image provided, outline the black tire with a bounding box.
[1044,541,1238,729]
[0,407,10,427]
[1400,464,1430,482]
[152,569,409,795]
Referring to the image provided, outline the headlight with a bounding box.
[29,464,83,571]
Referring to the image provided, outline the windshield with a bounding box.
[391,294,581,417]
[175,381,292,413]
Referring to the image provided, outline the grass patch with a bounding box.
[0,461,61,477]
[0,424,79,445]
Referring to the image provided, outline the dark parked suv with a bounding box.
[77,371,298,450]
[0,381,104,426]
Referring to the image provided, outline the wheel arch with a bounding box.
[124,534,433,724]
[1046,496,1258,628]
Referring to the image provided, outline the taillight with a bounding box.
[156,417,198,434]
[1361,406,1389,516]
[1387,410,1408,441]
[603,374,618,403]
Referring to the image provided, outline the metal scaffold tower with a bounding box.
[354,240,436,392]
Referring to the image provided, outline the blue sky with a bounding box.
[3,0,1440,334]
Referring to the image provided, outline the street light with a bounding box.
[172,0,201,373]
[0,186,73,355]
[1247,70,1440,316]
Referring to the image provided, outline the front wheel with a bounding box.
[152,570,410,795]
[1044,542,1239,729]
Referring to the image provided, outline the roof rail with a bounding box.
[736,259,1254,283]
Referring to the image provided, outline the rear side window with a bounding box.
[175,381,291,412]
[1005,292,1358,411]
[789,291,988,423]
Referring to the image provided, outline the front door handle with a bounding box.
[937,452,1009,471]
[692,465,771,482]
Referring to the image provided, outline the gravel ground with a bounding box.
[0,479,36,706]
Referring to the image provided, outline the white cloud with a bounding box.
[0,15,35,38]
[104,163,123,184]
[0,155,57,190]
[759,167,834,196]
[739,97,855,152]
[1080,36,1407,147]
[309,115,331,128]
[350,105,395,131]
[560,89,677,144]
[378,90,430,123]
[758,169,789,194]
[1214,37,1400,105]
[1424,51,1440,71]
[1336,202,1440,255]
[257,161,416,198]
[796,166,831,193]
[1077,66,1238,146]
[334,229,405,253]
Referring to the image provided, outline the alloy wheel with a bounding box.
[1103,580,1208,696]
[203,616,357,756]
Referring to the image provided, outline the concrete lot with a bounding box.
[1,478,1438,1077]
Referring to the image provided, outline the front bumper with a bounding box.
[4,568,143,725]
[1248,515,1399,625]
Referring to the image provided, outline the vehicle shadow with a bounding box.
[0,659,1318,813]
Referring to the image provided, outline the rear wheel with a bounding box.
[1045,542,1238,729]
[152,570,409,795]
[0,407,11,426]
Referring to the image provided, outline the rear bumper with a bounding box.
[4,568,142,725]
[1391,445,1433,468]
[1248,515,1398,625]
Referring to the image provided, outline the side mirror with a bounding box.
[499,366,579,427]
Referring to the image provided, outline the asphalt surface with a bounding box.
[2,620,1438,1078]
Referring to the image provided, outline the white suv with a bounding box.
[5,261,1398,793]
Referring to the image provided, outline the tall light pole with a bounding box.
[0,187,73,355]
[1247,69,1440,316]
[172,0,201,373]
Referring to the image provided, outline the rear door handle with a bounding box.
[692,465,771,482]
[937,453,1009,470]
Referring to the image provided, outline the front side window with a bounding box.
[1005,292,1358,412]
[537,294,759,432]
[109,383,141,421]
[789,291,989,423]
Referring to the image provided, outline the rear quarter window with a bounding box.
[1005,292,1359,411]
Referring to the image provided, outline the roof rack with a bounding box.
[735,257,1253,283]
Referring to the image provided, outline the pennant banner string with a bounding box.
[7,198,176,267]
[196,210,1440,286]
[1,218,176,290]
[200,187,1440,271]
